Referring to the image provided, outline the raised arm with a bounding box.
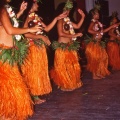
[44,12,67,32]
[103,24,118,33]
[16,1,27,18]
[72,9,85,29]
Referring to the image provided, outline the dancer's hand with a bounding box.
[44,37,51,46]
[111,23,119,28]
[19,1,27,13]
[29,25,42,33]
[56,12,67,20]
[17,1,27,18]
[75,33,83,37]
[77,9,85,18]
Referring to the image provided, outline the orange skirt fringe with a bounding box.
[50,48,82,91]
[85,42,110,77]
[21,44,52,96]
[0,61,33,120]
[107,42,120,70]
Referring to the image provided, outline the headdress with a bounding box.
[110,11,118,25]
[63,0,73,11]
[111,11,118,19]
[90,0,101,15]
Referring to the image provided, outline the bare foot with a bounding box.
[97,74,105,79]
[93,76,101,80]
[61,87,74,91]
[34,98,46,105]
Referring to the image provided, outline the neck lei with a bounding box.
[5,4,22,41]
[91,19,103,31]
[28,12,45,36]
[91,19,103,36]
[64,17,76,41]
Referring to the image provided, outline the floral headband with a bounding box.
[63,0,73,11]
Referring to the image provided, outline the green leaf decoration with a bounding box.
[33,39,46,47]
[52,41,80,51]
[63,0,73,11]
[84,34,107,48]
[0,37,29,66]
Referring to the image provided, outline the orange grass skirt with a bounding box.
[50,48,82,91]
[107,42,120,70]
[0,61,33,120]
[85,42,110,77]
[21,44,52,96]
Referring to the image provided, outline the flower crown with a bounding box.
[63,0,73,11]
[111,11,118,19]
[90,1,101,15]
[110,11,118,25]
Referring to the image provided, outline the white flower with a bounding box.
[15,35,21,41]
[64,17,76,41]
[13,17,19,27]
[72,38,77,41]
[33,19,37,23]
[10,11,15,18]
[38,22,42,26]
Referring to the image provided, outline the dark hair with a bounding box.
[0,0,7,15]
[55,2,65,17]
[55,2,73,17]
[89,9,99,18]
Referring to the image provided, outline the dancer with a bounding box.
[85,3,118,79]
[0,0,41,119]
[50,0,85,91]
[107,12,120,70]
[21,0,67,104]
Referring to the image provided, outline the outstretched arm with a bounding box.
[44,12,67,32]
[24,16,51,45]
[72,9,85,29]
[103,24,118,33]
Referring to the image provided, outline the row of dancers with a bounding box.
[0,0,120,120]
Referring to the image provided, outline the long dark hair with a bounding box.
[0,0,7,16]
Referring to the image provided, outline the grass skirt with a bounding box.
[50,48,82,91]
[85,42,110,77]
[0,61,33,120]
[107,41,120,70]
[21,44,52,96]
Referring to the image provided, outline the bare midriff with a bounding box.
[0,26,13,47]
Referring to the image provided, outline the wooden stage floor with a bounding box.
[29,69,120,120]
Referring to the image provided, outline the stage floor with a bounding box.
[29,68,120,120]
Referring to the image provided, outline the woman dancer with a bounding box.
[50,0,85,91]
[21,0,67,104]
[0,0,40,119]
